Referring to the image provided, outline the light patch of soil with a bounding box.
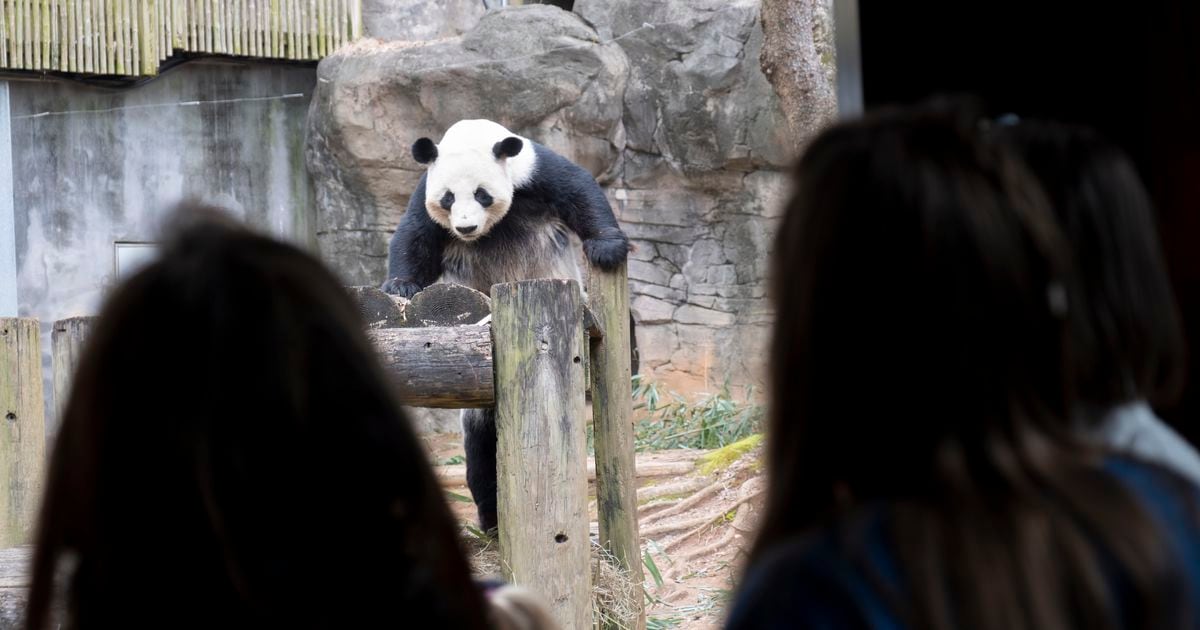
[421,432,765,629]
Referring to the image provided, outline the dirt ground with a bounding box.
[422,432,765,629]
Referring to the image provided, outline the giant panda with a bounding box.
[382,119,636,532]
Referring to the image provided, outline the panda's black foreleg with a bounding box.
[462,407,499,533]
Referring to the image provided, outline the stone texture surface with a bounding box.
[362,0,485,41]
[307,4,628,286]
[572,0,796,390]
[308,0,832,396]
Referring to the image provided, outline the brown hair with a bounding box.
[750,105,1187,630]
[26,206,490,629]
[999,120,1186,410]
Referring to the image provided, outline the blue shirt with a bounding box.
[726,458,1200,629]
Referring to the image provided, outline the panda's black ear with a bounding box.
[412,138,438,164]
[493,136,524,160]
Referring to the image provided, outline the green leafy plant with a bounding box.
[445,491,473,503]
[629,375,764,452]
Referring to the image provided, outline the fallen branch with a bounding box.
[641,490,764,542]
[637,477,711,503]
[641,480,726,525]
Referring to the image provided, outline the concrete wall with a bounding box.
[11,60,317,434]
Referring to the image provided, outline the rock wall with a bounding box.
[308,0,833,394]
[573,0,797,390]
[362,0,484,41]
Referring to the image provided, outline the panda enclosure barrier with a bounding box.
[0,264,643,630]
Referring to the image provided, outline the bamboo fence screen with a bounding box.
[0,0,361,76]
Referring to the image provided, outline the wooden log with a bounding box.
[493,280,591,630]
[0,319,46,548]
[0,545,31,627]
[347,286,406,329]
[436,456,697,488]
[588,264,644,629]
[402,283,490,328]
[51,317,95,437]
[367,326,493,409]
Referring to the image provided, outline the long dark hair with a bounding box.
[751,107,1184,629]
[26,207,490,629]
[999,120,1186,411]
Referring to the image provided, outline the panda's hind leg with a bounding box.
[462,408,499,533]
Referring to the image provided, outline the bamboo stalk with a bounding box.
[244,0,250,55]
[251,0,258,56]
[332,0,340,51]
[216,0,223,53]
[203,0,210,53]
[131,0,138,74]
[156,0,162,56]
[34,0,43,70]
[65,0,74,71]
[117,0,126,75]
[234,0,241,55]
[317,0,325,56]
[1,0,9,69]
[137,0,147,74]
[295,0,302,58]
[95,0,103,73]
[27,0,33,70]
[306,0,314,59]
[94,0,102,74]
[18,0,25,70]
[46,0,54,70]
[287,0,294,60]
[228,0,234,54]
[15,0,21,70]
[260,0,267,56]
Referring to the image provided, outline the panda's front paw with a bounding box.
[381,277,422,298]
[583,235,631,271]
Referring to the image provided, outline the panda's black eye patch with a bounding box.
[475,188,494,207]
[439,191,454,210]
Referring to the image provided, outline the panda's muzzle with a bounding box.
[456,225,478,235]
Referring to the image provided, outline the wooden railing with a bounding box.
[0,0,361,76]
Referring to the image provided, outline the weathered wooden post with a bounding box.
[51,316,96,436]
[0,318,46,547]
[492,279,592,630]
[588,264,644,629]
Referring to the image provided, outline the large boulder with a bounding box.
[575,0,795,176]
[570,0,831,391]
[306,4,628,286]
[362,0,485,41]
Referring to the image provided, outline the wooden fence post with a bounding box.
[492,279,591,630]
[588,263,644,629]
[0,318,45,547]
[51,316,95,438]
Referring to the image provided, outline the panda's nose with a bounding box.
[456,225,478,235]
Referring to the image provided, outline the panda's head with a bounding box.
[412,120,535,243]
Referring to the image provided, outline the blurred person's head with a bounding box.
[998,120,1185,412]
[752,105,1184,630]
[26,206,491,629]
